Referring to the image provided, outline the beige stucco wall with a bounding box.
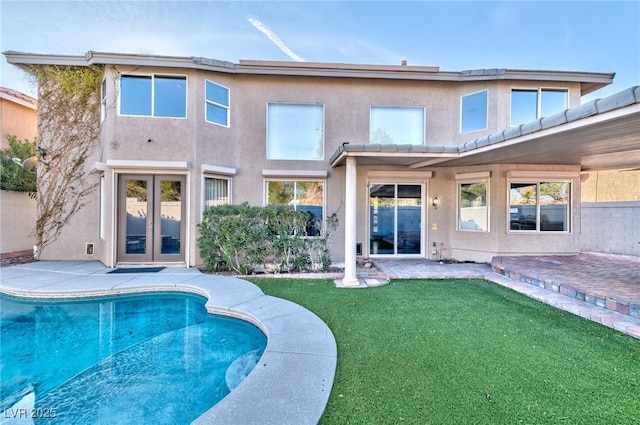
[35,64,588,266]
[0,98,37,148]
[0,190,37,254]
[581,169,640,202]
[443,164,581,262]
[36,191,103,261]
[344,163,581,264]
[32,143,104,262]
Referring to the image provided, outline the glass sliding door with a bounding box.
[118,175,185,263]
[397,184,422,254]
[370,184,396,254]
[369,183,423,256]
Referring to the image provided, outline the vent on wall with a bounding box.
[85,243,94,256]
[356,242,362,256]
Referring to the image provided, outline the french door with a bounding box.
[117,174,186,263]
[369,183,423,255]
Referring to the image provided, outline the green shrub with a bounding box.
[0,135,37,195]
[197,203,338,274]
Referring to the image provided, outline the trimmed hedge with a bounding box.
[197,203,338,274]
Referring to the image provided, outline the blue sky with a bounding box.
[1,1,638,101]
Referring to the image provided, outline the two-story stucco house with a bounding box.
[4,51,639,284]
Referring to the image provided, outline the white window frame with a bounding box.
[507,174,573,234]
[510,87,568,126]
[118,74,188,119]
[203,175,232,209]
[201,164,236,221]
[100,78,107,123]
[99,174,106,240]
[263,177,327,237]
[205,80,230,127]
[456,171,490,232]
[366,176,427,257]
[266,102,325,161]
[460,90,488,133]
[369,106,426,145]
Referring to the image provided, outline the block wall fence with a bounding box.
[0,190,36,254]
[580,202,640,257]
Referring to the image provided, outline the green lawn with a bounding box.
[249,278,640,425]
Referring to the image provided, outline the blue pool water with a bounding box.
[0,292,267,424]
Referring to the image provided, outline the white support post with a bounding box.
[342,156,360,287]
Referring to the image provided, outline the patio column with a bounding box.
[342,156,359,287]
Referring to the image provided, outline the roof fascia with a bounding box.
[328,152,441,168]
[502,69,614,83]
[4,51,88,66]
[234,65,613,91]
[4,50,238,74]
[85,51,195,69]
[501,69,614,95]
[236,60,612,86]
[0,92,37,109]
[236,68,437,80]
[238,60,440,73]
[4,51,614,91]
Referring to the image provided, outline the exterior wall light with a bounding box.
[12,156,38,173]
[432,197,440,209]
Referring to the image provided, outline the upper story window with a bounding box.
[370,106,425,145]
[120,75,187,118]
[267,103,324,160]
[205,80,229,126]
[460,90,488,133]
[511,88,568,126]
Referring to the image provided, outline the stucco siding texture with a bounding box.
[11,53,633,267]
[0,97,38,148]
[0,191,37,254]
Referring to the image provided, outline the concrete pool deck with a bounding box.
[0,261,336,425]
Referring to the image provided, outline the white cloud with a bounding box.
[247,17,305,62]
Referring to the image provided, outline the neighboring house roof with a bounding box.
[0,86,37,109]
[3,50,613,96]
[330,85,640,171]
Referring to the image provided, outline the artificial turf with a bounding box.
[248,278,640,425]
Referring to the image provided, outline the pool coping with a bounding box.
[0,261,337,425]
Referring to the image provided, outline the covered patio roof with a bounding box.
[330,86,640,172]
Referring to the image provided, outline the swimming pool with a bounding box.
[0,292,267,425]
